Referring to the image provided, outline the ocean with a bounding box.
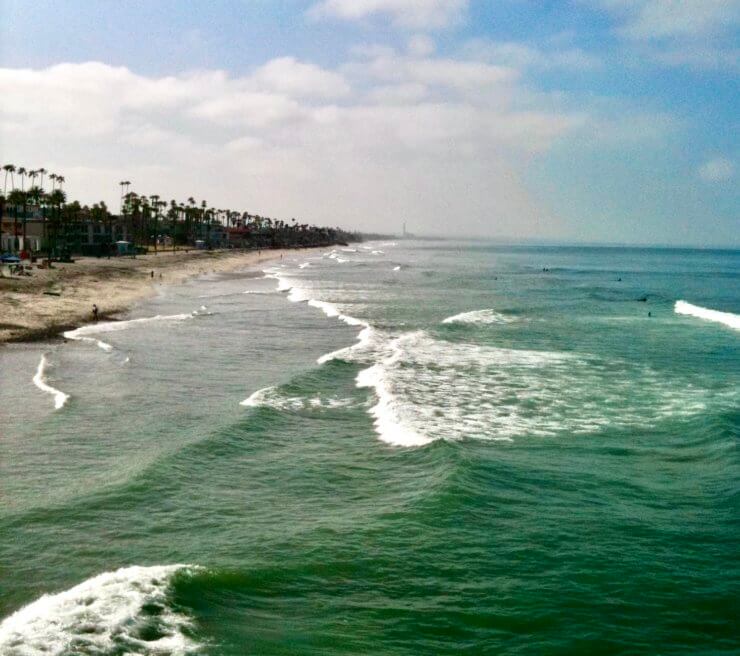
[0,241,738,655]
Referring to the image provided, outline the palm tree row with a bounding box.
[3,164,63,195]
[2,166,358,257]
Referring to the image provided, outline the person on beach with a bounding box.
[92,304,99,321]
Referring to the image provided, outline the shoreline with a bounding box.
[0,247,325,345]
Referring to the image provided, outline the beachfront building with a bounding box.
[1,207,130,257]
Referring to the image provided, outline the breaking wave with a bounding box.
[675,300,739,331]
[265,272,375,366]
[0,564,201,655]
[442,308,514,325]
[240,385,356,411]
[32,354,69,410]
[353,331,727,447]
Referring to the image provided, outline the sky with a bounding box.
[0,0,737,246]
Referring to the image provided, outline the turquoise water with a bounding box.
[1,242,738,654]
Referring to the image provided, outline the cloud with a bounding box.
[250,57,350,98]
[407,34,436,57]
[585,0,740,71]
[0,53,582,237]
[308,0,468,28]
[463,39,602,71]
[596,0,740,41]
[698,157,735,182]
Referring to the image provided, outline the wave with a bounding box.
[265,272,375,366]
[32,354,70,410]
[65,334,114,352]
[393,266,401,271]
[442,309,514,325]
[352,330,731,447]
[240,386,274,407]
[356,342,432,448]
[64,313,195,340]
[675,300,740,331]
[0,564,200,655]
[240,386,355,411]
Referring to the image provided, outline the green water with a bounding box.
[0,243,738,654]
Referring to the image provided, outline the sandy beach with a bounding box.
[0,247,322,343]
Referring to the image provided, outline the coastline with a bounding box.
[0,247,324,344]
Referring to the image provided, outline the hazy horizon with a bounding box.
[1,0,737,247]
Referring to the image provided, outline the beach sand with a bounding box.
[0,247,319,343]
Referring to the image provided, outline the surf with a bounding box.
[32,354,70,410]
[675,300,740,331]
[442,308,514,325]
[0,564,200,655]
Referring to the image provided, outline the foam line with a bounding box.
[675,300,739,331]
[32,354,69,410]
[0,565,199,655]
[64,313,194,340]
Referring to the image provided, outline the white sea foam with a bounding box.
[393,266,401,271]
[356,349,432,448]
[298,262,311,269]
[442,308,514,325]
[371,250,384,255]
[675,300,740,331]
[335,257,349,263]
[240,386,274,407]
[32,354,69,410]
[352,330,726,447]
[64,313,194,339]
[240,386,355,411]
[0,564,200,656]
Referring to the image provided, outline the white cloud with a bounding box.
[0,53,585,237]
[698,157,735,182]
[585,0,740,71]
[308,0,468,28]
[407,34,436,57]
[597,0,740,40]
[463,39,602,71]
[250,57,350,98]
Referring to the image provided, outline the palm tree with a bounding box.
[57,175,65,191]
[28,170,38,190]
[3,164,16,193]
[150,194,161,253]
[37,168,47,191]
[17,167,27,191]
[49,173,58,191]
[7,189,25,252]
[119,180,130,213]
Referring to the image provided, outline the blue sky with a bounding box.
[1,0,737,245]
